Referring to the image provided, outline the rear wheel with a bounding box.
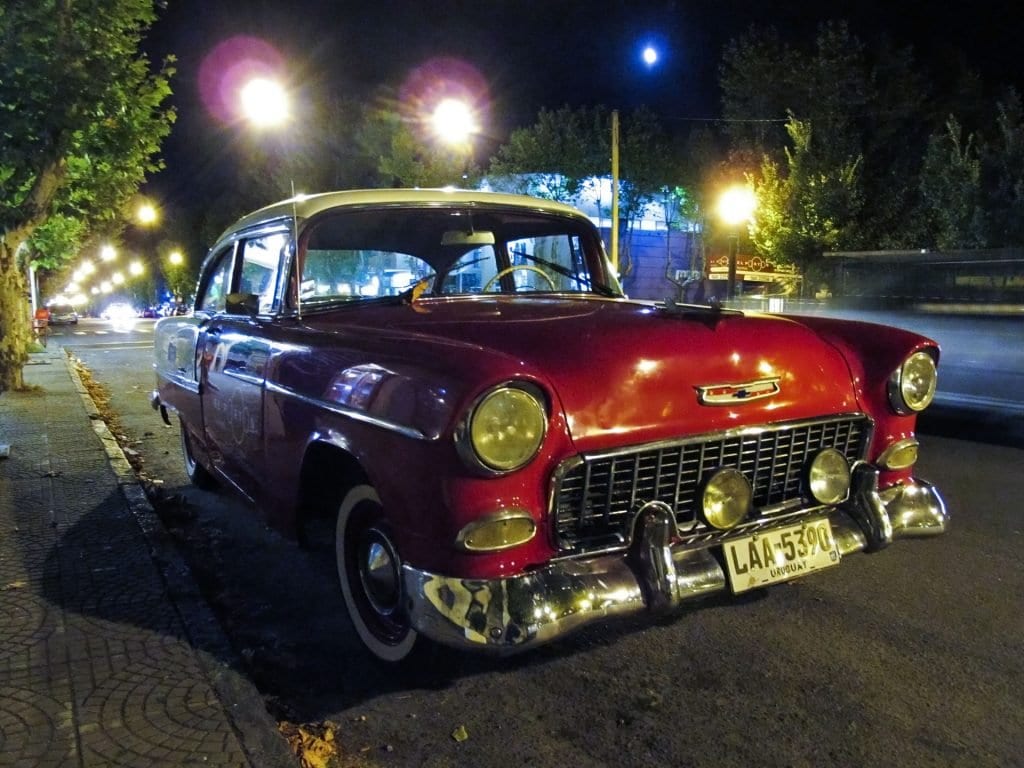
[180,419,217,490]
[336,485,418,662]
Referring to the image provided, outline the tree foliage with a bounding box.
[488,105,608,202]
[357,105,478,188]
[979,88,1024,246]
[749,117,862,286]
[0,0,174,392]
[918,117,985,250]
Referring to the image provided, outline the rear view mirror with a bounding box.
[441,229,496,246]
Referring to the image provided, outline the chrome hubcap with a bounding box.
[361,532,400,614]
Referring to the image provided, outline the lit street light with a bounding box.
[240,77,289,128]
[717,186,757,300]
[137,202,158,225]
[431,98,477,148]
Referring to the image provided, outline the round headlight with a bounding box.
[464,385,547,473]
[889,351,937,414]
[701,468,752,530]
[807,448,851,505]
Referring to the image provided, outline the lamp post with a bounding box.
[717,186,756,301]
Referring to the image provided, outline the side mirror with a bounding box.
[226,292,260,317]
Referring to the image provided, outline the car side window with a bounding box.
[239,232,287,314]
[197,247,234,314]
[302,248,432,301]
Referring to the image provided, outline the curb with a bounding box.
[64,352,297,768]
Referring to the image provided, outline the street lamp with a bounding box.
[717,186,757,300]
[431,98,477,148]
[240,77,289,128]
[137,201,158,226]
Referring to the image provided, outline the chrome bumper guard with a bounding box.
[403,464,948,654]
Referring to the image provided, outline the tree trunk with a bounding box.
[0,239,30,393]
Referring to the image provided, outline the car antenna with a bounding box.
[291,181,302,323]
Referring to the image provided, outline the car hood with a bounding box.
[321,297,861,452]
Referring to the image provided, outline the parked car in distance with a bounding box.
[48,303,78,325]
[151,188,949,662]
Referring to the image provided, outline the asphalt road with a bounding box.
[63,318,1024,768]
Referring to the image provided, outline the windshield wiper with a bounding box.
[520,253,620,297]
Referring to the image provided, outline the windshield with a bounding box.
[295,205,621,308]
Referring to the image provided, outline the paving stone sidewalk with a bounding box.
[0,351,295,768]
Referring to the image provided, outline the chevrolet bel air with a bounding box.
[151,188,949,662]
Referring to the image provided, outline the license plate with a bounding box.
[724,519,840,594]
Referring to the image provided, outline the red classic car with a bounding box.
[151,189,948,662]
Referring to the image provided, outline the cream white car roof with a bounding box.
[216,188,590,243]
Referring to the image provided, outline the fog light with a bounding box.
[701,469,752,530]
[807,448,851,505]
[878,438,919,470]
[456,512,536,552]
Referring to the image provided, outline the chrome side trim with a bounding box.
[403,467,947,654]
[156,368,200,395]
[264,380,431,441]
[223,369,265,387]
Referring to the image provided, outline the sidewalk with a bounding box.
[0,351,295,768]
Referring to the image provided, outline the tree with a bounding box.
[487,105,607,202]
[918,117,985,250]
[719,26,800,159]
[979,88,1024,246]
[749,116,862,290]
[356,97,479,189]
[0,0,174,391]
[721,21,937,257]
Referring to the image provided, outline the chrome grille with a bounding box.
[552,415,871,556]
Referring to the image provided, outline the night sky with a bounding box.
[142,0,1022,205]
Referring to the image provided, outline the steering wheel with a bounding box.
[483,265,556,293]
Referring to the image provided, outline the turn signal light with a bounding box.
[456,512,536,552]
[878,438,919,470]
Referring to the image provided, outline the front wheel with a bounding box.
[336,485,418,662]
[180,419,217,490]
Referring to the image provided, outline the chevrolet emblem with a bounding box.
[696,378,781,405]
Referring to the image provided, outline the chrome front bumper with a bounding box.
[403,465,948,654]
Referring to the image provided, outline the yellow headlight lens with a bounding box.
[891,351,937,414]
[457,512,537,552]
[469,386,546,472]
[701,468,752,530]
[807,448,851,505]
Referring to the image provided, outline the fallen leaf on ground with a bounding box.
[279,721,338,768]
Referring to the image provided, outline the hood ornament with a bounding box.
[697,378,780,406]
